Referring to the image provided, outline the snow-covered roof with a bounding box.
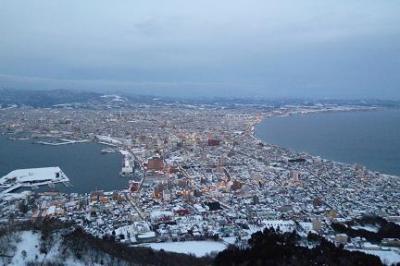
[96,135,122,144]
[137,231,156,239]
[150,210,173,220]
[0,167,68,184]
[261,220,296,232]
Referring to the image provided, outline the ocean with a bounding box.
[0,136,128,193]
[255,109,400,176]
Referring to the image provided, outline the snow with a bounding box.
[96,135,122,145]
[193,204,207,213]
[0,167,68,184]
[100,94,125,102]
[223,237,237,245]
[114,224,137,243]
[1,191,31,201]
[150,210,173,222]
[354,249,400,265]
[47,205,56,215]
[261,220,295,233]
[299,222,313,232]
[5,231,94,266]
[137,231,156,240]
[10,231,41,266]
[352,225,380,233]
[140,241,227,257]
[363,242,380,249]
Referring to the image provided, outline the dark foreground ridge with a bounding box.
[215,227,384,266]
[332,216,400,243]
[64,227,212,266]
[1,219,391,266]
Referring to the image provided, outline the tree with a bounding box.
[21,250,27,260]
[18,202,29,214]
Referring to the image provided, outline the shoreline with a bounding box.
[1,106,398,197]
[251,107,399,178]
[250,106,380,135]
[0,136,127,194]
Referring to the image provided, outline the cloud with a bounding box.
[0,0,399,98]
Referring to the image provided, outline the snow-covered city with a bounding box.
[0,101,399,265]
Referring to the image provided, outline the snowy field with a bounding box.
[9,231,42,266]
[2,231,87,266]
[139,241,227,257]
[2,230,227,265]
[353,249,400,265]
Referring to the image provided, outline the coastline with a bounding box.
[249,106,379,135]
[0,136,126,194]
[251,107,400,178]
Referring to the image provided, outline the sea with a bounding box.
[255,109,400,176]
[0,136,128,193]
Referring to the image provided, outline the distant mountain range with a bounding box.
[1,88,400,109]
[0,88,100,108]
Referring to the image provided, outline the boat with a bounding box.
[101,148,115,154]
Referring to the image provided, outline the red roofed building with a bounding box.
[147,157,164,171]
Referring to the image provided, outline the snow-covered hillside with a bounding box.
[0,230,90,265]
[0,223,212,266]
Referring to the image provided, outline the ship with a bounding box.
[101,148,115,154]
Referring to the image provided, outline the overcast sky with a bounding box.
[0,0,399,98]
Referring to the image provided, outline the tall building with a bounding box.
[290,170,300,182]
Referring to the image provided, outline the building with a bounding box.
[290,170,300,182]
[0,167,69,194]
[208,138,221,146]
[150,210,174,224]
[129,181,140,192]
[147,157,164,171]
[335,234,348,245]
[121,159,133,176]
[0,167,68,185]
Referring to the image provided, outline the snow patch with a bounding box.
[352,225,379,233]
[140,241,227,257]
[355,249,400,265]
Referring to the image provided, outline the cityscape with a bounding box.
[1,0,400,265]
[1,97,400,265]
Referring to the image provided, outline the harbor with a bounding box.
[0,167,70,195]
[0,135,127,194]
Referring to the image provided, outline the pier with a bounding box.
[37,139,90,146]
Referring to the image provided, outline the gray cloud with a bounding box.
[0,0,399,98]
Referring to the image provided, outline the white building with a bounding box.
[0,167,69,194]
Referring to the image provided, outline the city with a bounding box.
[1,100,399,264]
[1,0,400,264]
